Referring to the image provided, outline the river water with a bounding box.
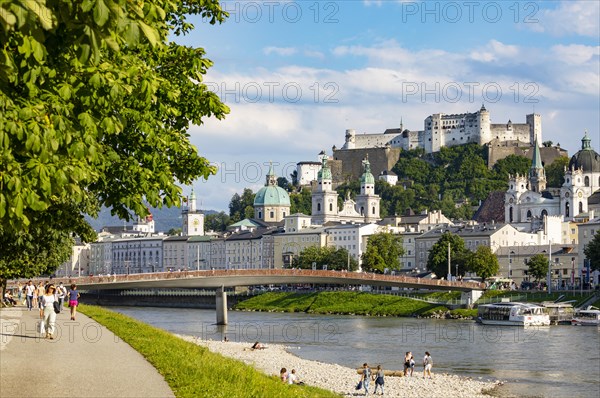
[111,307,599,397]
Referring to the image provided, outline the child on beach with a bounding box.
[423,351,433,379]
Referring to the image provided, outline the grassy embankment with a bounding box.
[478,290,595,307]
[235,291,464,317]
[78,305,339,398]
[236,291,599,319]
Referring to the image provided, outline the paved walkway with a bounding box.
[0,305,174,398]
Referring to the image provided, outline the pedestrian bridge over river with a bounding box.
[72,269,484,292]
[25,270,485,324]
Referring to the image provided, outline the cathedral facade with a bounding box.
[505,133,600,223]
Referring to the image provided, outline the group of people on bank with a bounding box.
[357,351,433,395]
[279,367,304,385]
[15,280,80,339]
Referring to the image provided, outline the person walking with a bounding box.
[25,281,35,311]
[68,284,80,321]
[56,282,66,313]
[423,351,433,379]
[361,363,371,396]
[41,285,57,339]
[372,365,384,395]
[404,351,412,376]
[36,282,45,319]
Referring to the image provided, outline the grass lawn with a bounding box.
[235,291,449,317]
[78,304,339,398]
[478,290,595,307]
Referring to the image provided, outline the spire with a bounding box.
[189,188,197,212]
[582,130,592,150]
[529,138,546,192]
[531,138,543,170]
[360,154,375,186]
[266,161,277,186]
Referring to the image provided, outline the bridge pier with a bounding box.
[216,285,228,325]
[461,290,484,308]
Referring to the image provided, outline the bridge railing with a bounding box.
[10,269,485,290]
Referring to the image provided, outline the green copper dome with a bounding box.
[317,157,332,181]
[360,156,375,184]
[254,185,291,206]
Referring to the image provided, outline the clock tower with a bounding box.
[182,189,204,236]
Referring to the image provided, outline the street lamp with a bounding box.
[508,250,515,279]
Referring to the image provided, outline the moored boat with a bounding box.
[477,302,550,326]
[571,307,600,326]
[541,301,575,325]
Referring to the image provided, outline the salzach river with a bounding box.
[112,307,599,398]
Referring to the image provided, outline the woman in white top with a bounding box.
[41,285,57,339]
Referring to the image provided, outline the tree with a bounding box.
[290,170,299,187]
[205,212,230,232]
[290,188,312,215]
[492,155,530,180]
[545,157,569,187]
[526,254,549,282]
[296,246,358,271]
[583,230,600,273]
[229,188,255,223]
[277,177,290,191]
[1,1,229,281]
[466,246,499,281]
[542,141,553,147]
[167,228,182,236]
[426,232,468,278]
[361,232,404,273]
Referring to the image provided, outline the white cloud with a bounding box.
[263,46,297,56]
[190,38,599,211]
[529,1,600,37]
[551,44,600,65]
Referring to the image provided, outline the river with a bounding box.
[111,307,599,398]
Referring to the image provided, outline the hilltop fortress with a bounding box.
[328,105,566,182]
[341,105,540,152]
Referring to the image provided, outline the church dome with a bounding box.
[568,132,600,173]
[253,185,290,207]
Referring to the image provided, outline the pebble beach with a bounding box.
[180,336,501,397]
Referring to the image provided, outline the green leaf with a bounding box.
[93,0,110,27]
[138,21,160,47]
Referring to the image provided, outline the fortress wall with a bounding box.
[487,143,568,168]
[332,148,402,183]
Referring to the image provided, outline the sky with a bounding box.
[177,0,600,212]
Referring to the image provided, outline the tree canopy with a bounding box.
[361,232,404,273]
[228,188,255,223]
[426,232,469,278]
[295,246,358,272]
[583,230,600,273]
[0,0,229,280]
[526,254,549,282]
[466,245,499,281]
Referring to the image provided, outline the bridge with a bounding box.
[19,270,486,324]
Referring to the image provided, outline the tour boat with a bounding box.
[541,302,575,325]
[477,302,550,326]
[571,308,600,326]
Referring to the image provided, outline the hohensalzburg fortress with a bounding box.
[341,105,541,154]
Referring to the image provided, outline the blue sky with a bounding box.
[178,1,599,212]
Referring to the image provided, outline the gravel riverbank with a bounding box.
[180,336,501,397]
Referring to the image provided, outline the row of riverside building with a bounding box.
[57,131,600,288]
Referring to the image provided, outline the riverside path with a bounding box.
[0,305,174,398]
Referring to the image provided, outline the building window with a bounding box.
[317,203,321,212]
[270,211,274,218]
[585,176,590,187]
[329,203,333,211]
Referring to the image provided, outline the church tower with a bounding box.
[182,189,204,236]
[355,155,381,223]
[311,156,338,224]
[528,139,546,193]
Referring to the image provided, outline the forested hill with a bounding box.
[335,143,567,220]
